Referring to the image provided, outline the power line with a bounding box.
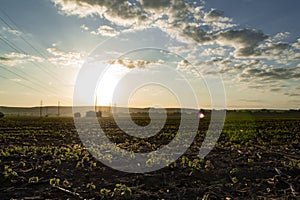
[0,64,56,94]
[0,8,73,105]
[0,35,63,93]
[0,35,26,54]
[0,65,31,82]
[0,34,70,96]
[0,64,72,103]
[0,73,72,105]
[0,11,64,83]
[0,34,62,83]
[0,74,44,94]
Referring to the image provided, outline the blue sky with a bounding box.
[0,0,300,109]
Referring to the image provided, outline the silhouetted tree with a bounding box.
[0,112,4,118]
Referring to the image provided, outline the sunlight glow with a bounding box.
[96,64,128,106]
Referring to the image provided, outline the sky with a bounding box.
[0,0,300,109]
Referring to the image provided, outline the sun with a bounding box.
[96,64,128,106]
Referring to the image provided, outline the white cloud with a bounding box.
[203,46,228,57]
[47,48,85,68]
[10,78,22,82]
[0,26,22,36]
[0,52,43,67]
[91,25,119,37]
[52,0,146,26]
[292,38,300,49]
[271,32,290,42]
[51,0,105,18]
[80,24,89,31]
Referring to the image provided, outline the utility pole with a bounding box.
[108,103,111,114]
[113,103,117,114]
[57,101,60,117]
[40,100,43,117]
[45,107,48,117]
[95,96,98,112]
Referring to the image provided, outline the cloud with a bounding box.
[80,24,89,31]
[216,29,268,57]
[284,92,300,97]
[176,58,220,77]
[0,52,43,67]
[203,9,232,23]
[51,0,291,63]
[239,66,300,82]
[260,42,291,56]
[51,0,237,47]
[203,46,229,58]
[271,32,290,42]
[219,59,260,74]
[52,0,103,17]
[0,26,22,36]
[182,25,212,44]
[292,38,300,49]
[176,59,191,69]
[10,78,22,82]
[47,48,85,68]
[50,0,300,96]
[52,0,146,26]
[204,9,224,21]
[139,0,171,10]
[110,59,147,69]
[1,49,85,69]
[109,59,164,69]
[91,25,119,37]
[0,56,11,61]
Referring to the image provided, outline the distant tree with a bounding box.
[0,112,4,118]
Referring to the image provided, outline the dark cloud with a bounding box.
[242,42,292,58]
[0,56,11,61]
[140,0,171,10]
[204,9,224,21]
[269,42,290,51]
[219,59,260,73]
[284,92,300,97]
[240,66,300,82]
[269,88,282,92]
[183,25,212,43]
[169,0,189,21]
[217,29,267,46]
[216,29,268,57]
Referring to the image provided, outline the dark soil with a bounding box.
[0,116,299,199]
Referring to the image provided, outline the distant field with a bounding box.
[0,114,299,199]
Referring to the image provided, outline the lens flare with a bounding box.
[198,112,205,119]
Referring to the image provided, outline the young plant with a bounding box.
[86,182,96,190]
[114,183,132,199]
[28,176,39,183]
[100,188,111,196]
[49,178,60,186]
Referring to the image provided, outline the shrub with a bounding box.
[0,112,4,118]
